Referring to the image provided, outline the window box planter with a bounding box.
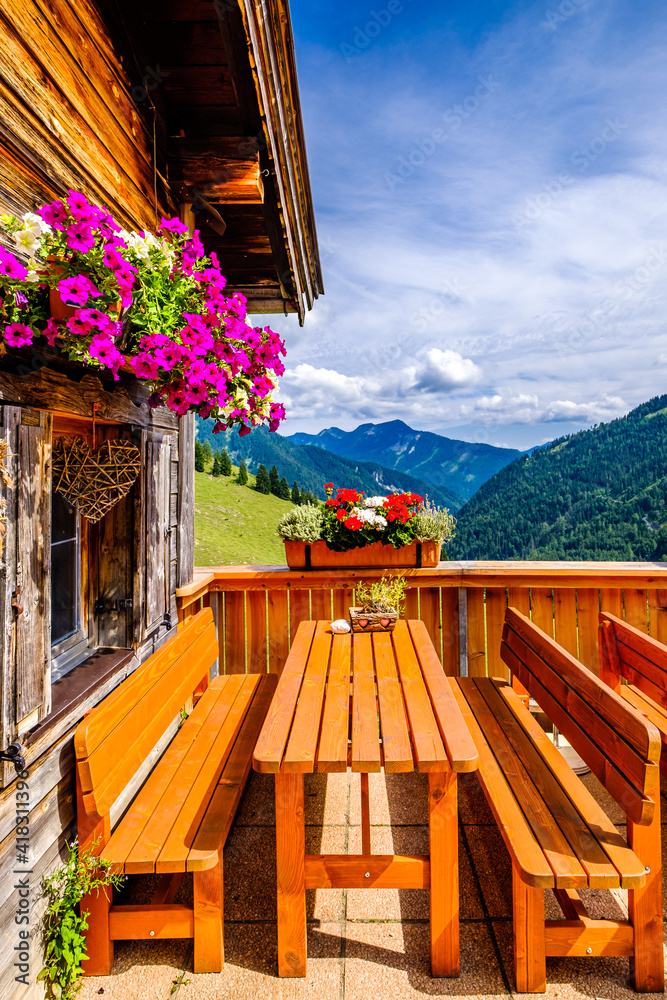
[283,539,441,570]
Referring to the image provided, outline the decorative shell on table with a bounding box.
[52,436,141,523]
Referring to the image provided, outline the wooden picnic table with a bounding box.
[253,618,479,978]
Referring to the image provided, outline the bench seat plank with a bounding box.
[461,679,588,887]
[101,674,237,871]
[476,680,629,888]
[351,633,382,772]
[157,675,262,872]
[449,678,554,887]
[104,674,247,874]
[187,673,278,870]
[492,680,646,887]
[622,684,667,740]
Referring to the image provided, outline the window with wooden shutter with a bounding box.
[145,434,173,633]
[15,410,52,736]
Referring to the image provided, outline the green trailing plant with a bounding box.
[277,505,323,543]
[411,498,456,543]
[38,839,124,1000]
[354,576,408,615]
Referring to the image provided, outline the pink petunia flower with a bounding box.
[130,353,161,379]
[43,318,60,346]
[66,222,96,253]
[160,217,189,236]
[58,275,101,306]
[39,200,68,230]
[66,312,93,336]
[0,247,28,281]
[88,334,123,369]
[4,323,34,348]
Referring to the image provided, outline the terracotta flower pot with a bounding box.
[47,256,122,323]
[283,539,442,570]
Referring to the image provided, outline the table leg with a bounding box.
[360,773,371,855]
[429,769,459,977]
[275,772,307,977]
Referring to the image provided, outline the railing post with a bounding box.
[458,587,468,677]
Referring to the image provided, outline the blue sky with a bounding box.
[260,0,667,450]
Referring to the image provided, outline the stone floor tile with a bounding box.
[464,824,513,918]
[235,771,276,826]
[349,771,429,827]
[458,772,496,826]
[223,824,346,922]
[306,770,350,826]
[346,826,483,921]
[579,771,626,824]
[176,922,343,999]
[79,940,191,1000]
[343,920,508,998]
[492,919,658,999]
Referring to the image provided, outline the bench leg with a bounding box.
[429,770,459,977]
[513,868,546,993]
[628,791,664,992]
[275,772,306,977]
[193,862,224,973]
[81,884,114,976]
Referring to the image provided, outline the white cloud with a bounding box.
[460,393,627,426]
[414,349,482,391]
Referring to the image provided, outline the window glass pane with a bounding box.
[52,490,77,544]
[51,492,78,644]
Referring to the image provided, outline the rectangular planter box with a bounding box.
[283,539,441,570]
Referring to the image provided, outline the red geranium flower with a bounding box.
[336,508,347,520]
[325,497,340,507]
[344,516,362,530]
[337,488,362,503]
[324,482,334,489]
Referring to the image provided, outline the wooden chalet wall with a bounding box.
[0,3,188,997]
[0,0,172,230]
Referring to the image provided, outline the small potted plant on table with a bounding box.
[349,576,408,632]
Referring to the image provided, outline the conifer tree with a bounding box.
[237,459,249,485]
[211,451,222,477]
[269,464,280,496]
[278,476,291,501]
[194,441,205,473]
[202,440,213,464]
[220,448,233,476]
[255,463,270,493]
[291,481,302,505]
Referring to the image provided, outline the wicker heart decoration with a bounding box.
[52,436,141,523]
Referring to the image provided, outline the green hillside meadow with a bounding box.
[194,466,292,566]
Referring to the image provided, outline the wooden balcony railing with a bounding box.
[175,562,667,680]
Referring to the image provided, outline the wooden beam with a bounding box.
[109,903,194,939]
[304,854,429,889]
[171,141,263,204]
[544,918,634,956]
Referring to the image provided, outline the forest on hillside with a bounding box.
[448,395,667,562]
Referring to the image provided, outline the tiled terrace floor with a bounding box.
[80,769,667,1000]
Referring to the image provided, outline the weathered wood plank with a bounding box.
[576,589,600,674]
[554,588,578,658]
[440,586,459,676]
[485,587,508,681]
[224,591,245,674]
[624,589,648,633]
[466,587,486,677]
[268,590,289,674]
[16,410,52,727]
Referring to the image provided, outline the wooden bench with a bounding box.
[451,607,663,993]
[74,607,276,975]
[600,611,667,775]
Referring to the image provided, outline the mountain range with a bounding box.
[289,420,520,502]
[195,420,466,511]
[448,395,667,562]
